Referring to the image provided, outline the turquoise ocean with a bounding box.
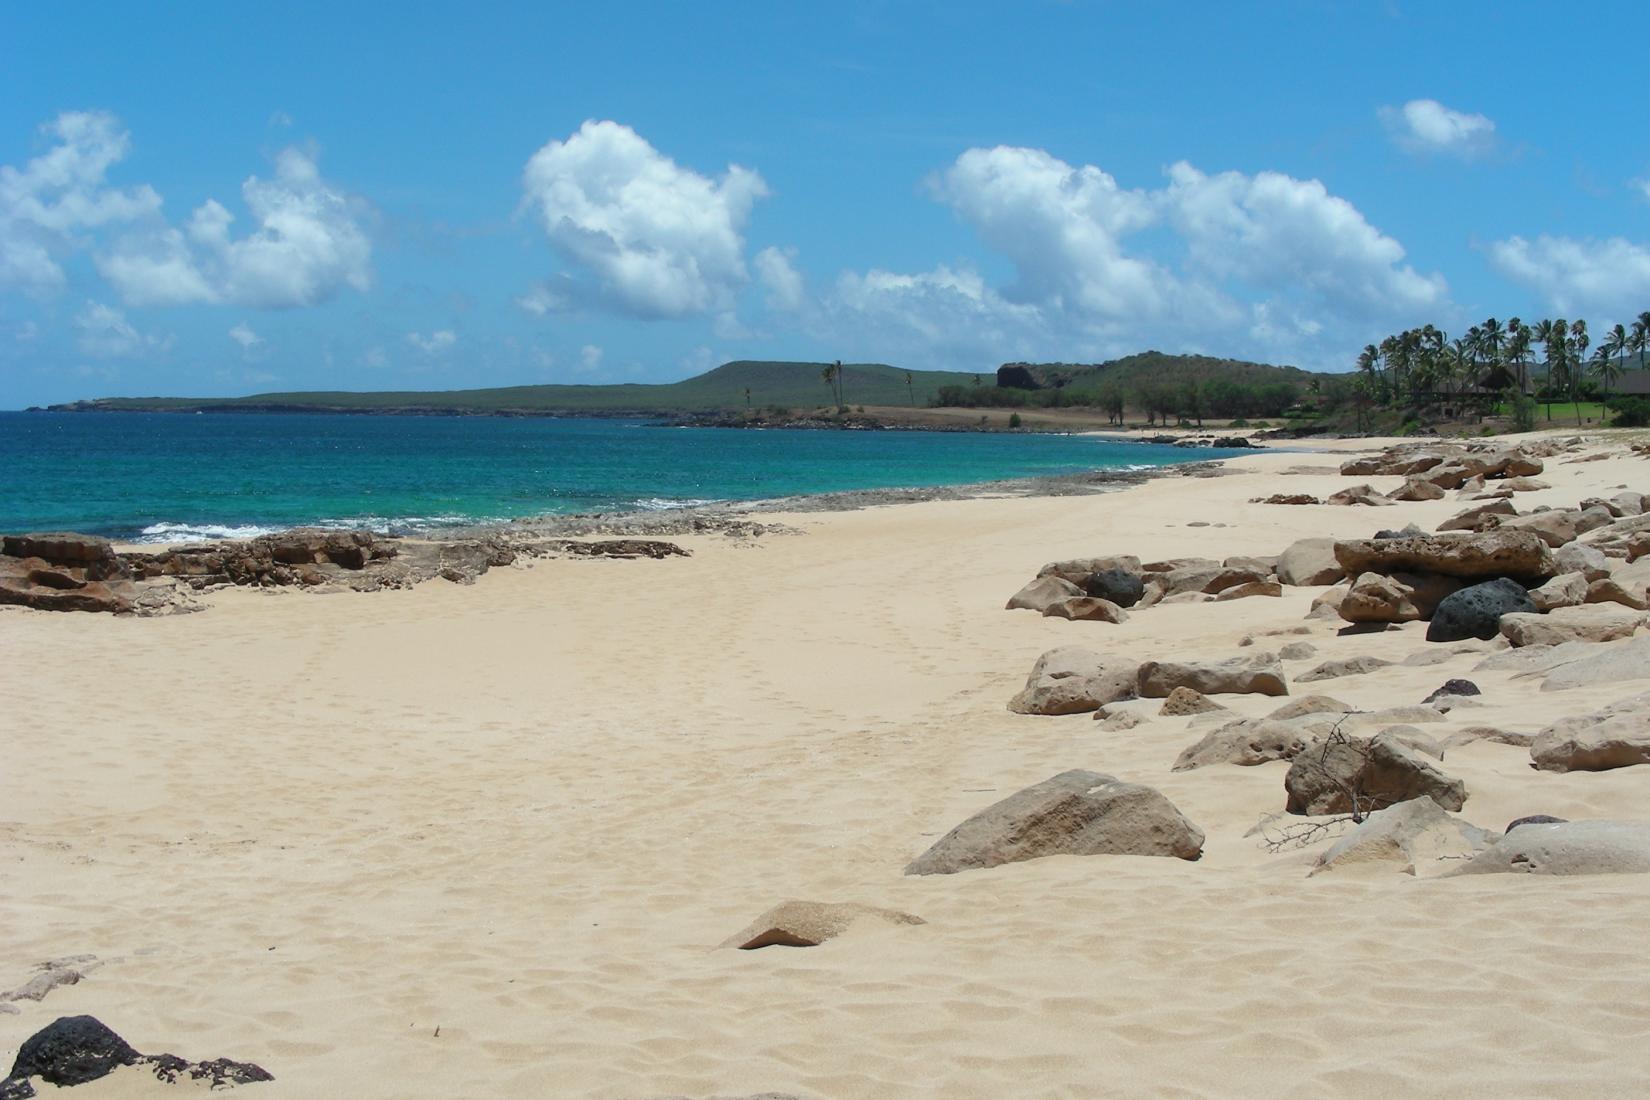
[0,411,1242,542]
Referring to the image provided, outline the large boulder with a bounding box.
[1005,574,1082,612]
[1,1015,272,1097]
[719,901,924,949]
[1276,538,1345,586]
[1499,605,1642,648]
[1172,720,1310,771]
[1310,799,1496,877]
[1532,636,1650,691]
[1486,450,1544,478]
[1425,578,1535,642]
[1333,529,1555,583]
[1082,568,1145,608]
[1137,653,1287,698]
[1447,821,1650,876]
[1339,571,1461,623]
[1586,578,1649,610]
[1531,708,1650,773]
[1008,647,1138,715]
[0,532,137,614]
[1037,556,1143,585]
[904,770,1204,875]
[1284,731,1468,816]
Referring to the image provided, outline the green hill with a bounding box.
[47,361,979,416]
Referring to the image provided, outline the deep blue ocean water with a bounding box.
[0,411,1240,541]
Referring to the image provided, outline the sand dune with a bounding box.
[6,433,1650,1098]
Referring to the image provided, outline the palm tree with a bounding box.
[1592,344,1623,410]
[1533,319,1565,420]
[904,371,914,408]
[820,362,840,407]
[1568,320,1590,423]
[1632,312,1650,371]
[1480,317,1504,371]
[1506,318,1532,396]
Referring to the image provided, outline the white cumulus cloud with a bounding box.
[520,120,768,318]
[1487,235,1650,319]
[74,299,168,357]
[406,329,457,355]
[228,322,262,350]
[1379,99,1497,158]
[0,111,162,294]
[808,145,1450,370]
[754,245,805,312]
[98,146,373,308]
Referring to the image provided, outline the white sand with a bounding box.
[6,434,1650,1098]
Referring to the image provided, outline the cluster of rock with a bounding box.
[1007,552,1285,623]
[0,527,693,615]
[0,1015,270,1098]
[1008,645,1289,716]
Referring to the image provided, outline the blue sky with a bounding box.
[3,1,1648,408]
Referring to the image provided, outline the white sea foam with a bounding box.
[137,522,284,543]
[630,497,723,511]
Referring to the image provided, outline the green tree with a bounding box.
[1592,343,1622,409]
[904,371,914,408]
[820,362,839,406]
[1568,320,1590,423]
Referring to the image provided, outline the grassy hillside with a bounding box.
[999,351,1324,393]
[50,361,978,415]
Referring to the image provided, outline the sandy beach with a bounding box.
[6,433,1650,1099]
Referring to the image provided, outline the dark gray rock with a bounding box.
[1425,578,1535,643]
[0,1015,271,1099]
[1373,524,1427,540]
[1082,568,1145,608]
[1423,679,1481,704]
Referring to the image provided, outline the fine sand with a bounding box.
[6,432,1650,1098]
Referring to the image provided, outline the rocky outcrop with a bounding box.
[1008,647,1138,715]
[1037,556,1143,586]
[1447,821,1650,876]
[905,771,1204,875]
[1284,731,1468,816]
[1334,529,1555,583]
[1425,578,1535,642]
[1137,653,1287,698]
[1310,799,1496,877]
[0,533,135,614]
[719,901,924,949]
[1,1015,271,1098]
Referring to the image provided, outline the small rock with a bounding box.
[1426,578,1535,643]
[1284,731,1468,816]
[1530,572,1588,612]
[1422,679,1480,704]
[1172,720,1309,771]
[1081,568,1145,608]
[1043,596,1129,623]
[1008,647,1139,715]
[719,901,924,949]
[1296,656,1393,682]
[1447,821,1650,876]
[1158,687,1226,716]
[1506,814,1568,832]
[1310,799,1496,877]
[1279,641,1318,661]
[1137,653,1288,698]
[1328,484,1394,507]
[1005,574,1082,613]
[1500,605,1643,648]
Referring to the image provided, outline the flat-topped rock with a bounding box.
[1499,605,1642,648]
[1172,720,1309,771]
[1276,538,1345,586]
[905,770,1204,875]
[1339,571,1461,624]
[1138,653,1287,698]
[1334,529,1555,583]
[1043,596,1129,623]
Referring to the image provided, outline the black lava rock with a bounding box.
[1423,679,1482,703]
[1426,578,1535,642]
[1506,814,1568,833]
[1082,568,1145,608]
[5,1016,140,1092]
